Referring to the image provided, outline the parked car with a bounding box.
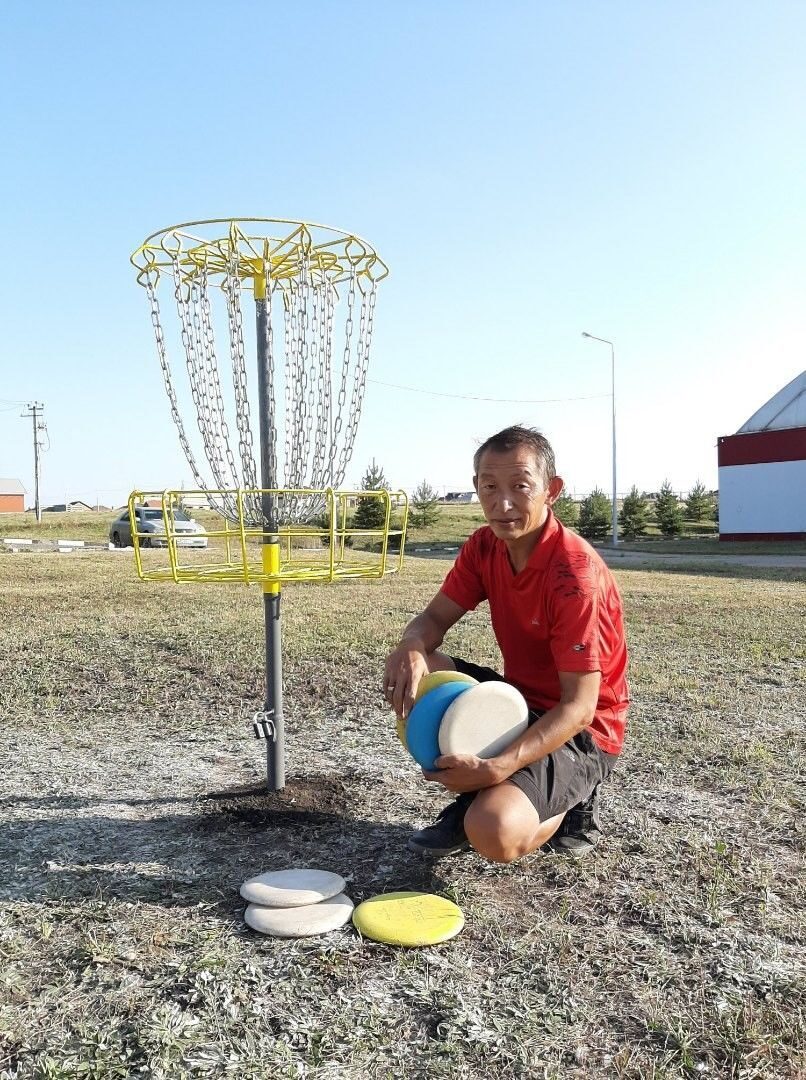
[109,507,208,548]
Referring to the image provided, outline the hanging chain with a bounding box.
[334,278,376,487]
[330,269,356,487]
[198,265,240,500]
[173,263,235,516]
[223,261,260,521]
[283,286,298,489]
[137,227,384,525]
[144,275,208,493]
[191,276,239,516]
[263,274,279,521]
[309,277,331,492]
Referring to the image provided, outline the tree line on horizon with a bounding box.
[356,460,718,539]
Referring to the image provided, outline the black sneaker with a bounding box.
[548,785,603,858]
[407,793,475,856]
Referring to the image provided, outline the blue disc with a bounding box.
[405,681,474,770]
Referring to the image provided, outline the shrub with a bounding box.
[353,459,390,530]
[578,488,611,541]
[410,480,441,529]
[685,480,714,522]
[553,490,579,529]
[655,479,684,537]
[619,485,650,539]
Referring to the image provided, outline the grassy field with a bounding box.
[2,507,804,557]
[1,548,805,1079]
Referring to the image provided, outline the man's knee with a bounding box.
[464,788,546,864]
[467,826,532,864]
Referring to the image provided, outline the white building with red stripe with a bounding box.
[717,371,806,541]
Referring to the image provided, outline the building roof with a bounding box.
[43,501,95,512]
[0,478,25,495]
[738,370,806,433]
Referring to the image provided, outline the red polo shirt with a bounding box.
[440,512,629,754]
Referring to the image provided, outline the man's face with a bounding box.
[474,446,561,542]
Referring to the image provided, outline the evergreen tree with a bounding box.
[410,480,441,529]
[654,479,684,537]
[553,490,579,529]
[578,487,611,541]
[353,459,390,530]
[684,479,713,522]
[619,485,650,539]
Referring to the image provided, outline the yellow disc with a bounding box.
[395,713,408,749]
[414,670,478,702]
[394,671,476,748]
[352,891,464,946]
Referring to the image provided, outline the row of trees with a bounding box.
[354,461,717,540]
[352,461,442,530]
[555,481,717,540]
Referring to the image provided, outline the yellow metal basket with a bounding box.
[127,487,408,586]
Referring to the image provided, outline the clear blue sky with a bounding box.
[1,1,804,506]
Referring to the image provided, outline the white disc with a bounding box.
[245,893,354,938]
[240,868,346,908]
[438,682,529,759]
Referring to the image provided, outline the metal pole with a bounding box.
[581,334,618,546]
[610,342,618,548]
[255,277,285,791]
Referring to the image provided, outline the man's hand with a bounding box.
[383,593,467,718]
[422,754,508,792]
[383,643,429,719]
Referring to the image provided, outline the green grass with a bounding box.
[4,506,804,557]
[0,549,804,1078]
[611,536,806,555]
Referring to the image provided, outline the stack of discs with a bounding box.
[398,672,530,770]
[394,670,477,749]
[240,868,353,938]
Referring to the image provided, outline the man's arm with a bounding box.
[384,591,467,718]
[425,670,601,793]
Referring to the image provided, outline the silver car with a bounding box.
[109,507,208,548]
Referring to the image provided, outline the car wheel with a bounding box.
[112,531,122,547]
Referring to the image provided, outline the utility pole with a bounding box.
[22,403,45,522]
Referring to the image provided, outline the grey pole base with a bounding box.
[262,588,285,790]
[254,293,286,792]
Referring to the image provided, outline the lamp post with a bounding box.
[581,332,618,546]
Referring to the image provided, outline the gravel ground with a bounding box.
[1,551,804,1079]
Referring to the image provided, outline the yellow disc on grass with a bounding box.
[414,670,477,702]
[352,890,464,946]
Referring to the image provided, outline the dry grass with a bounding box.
[4,507,804,557]
[0,549,804,1079]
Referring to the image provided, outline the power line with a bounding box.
[368,378,610,404]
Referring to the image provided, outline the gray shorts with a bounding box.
[451,658,618,821]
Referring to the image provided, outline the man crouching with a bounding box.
[384,425,629,861]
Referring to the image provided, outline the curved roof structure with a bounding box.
[738,370,806,433]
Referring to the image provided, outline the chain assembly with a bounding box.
[133,219,388,525]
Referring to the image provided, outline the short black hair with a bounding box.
[473,425,556,485]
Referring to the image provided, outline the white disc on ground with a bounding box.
[240,868,347,908]
[438,681,529,759]
[244,893,354,938]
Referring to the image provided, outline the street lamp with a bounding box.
[581,332,618,546]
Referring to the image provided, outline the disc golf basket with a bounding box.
[130,218,407,790]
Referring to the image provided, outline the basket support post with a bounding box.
[256,278,285,791]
